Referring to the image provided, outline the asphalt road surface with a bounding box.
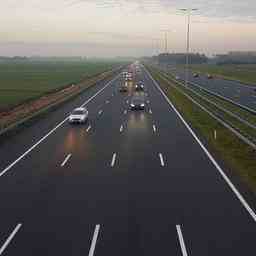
[0,65,256,255]
[160,64,256,111]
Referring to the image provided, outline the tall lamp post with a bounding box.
[160,30,170,54]
[180,8,198,87]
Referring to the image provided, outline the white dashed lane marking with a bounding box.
[0,223,22,255]
[159,153,165,167]
[88,225,100,256]
[176,225,189,256]
[111,153,117,167]
[61,154,72,167]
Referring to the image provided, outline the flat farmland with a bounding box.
[0,60,120,111]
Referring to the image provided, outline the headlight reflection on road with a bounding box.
[55,127,91,163]
[127,112,147,131]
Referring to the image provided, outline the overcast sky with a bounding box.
[1,0,256,57]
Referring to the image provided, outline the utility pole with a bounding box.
[180,8,198,87]
[165,31,168,53]
[161,30,170,53]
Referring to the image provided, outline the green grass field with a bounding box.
[0,60,122,111]
[187,64,256,86]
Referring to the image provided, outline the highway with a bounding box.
[0,64,256,255]
[159,64,256,111]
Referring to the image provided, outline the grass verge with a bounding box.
[159,71,256,142]
[0,60,125,111]
[147,66,256,195]
[165,71,256,126]
[0,67,122,139]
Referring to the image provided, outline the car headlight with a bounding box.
[131,104,135,107]
[140,104,145,107]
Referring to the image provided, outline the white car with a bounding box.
[69,107,88,124]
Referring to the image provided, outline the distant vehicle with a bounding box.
[119,83,128,92]
[193,73,199,78]
[135,83,144,91]
[122,71,128,78]
[69,107,88,124]
[207,74,213,79]
[130,95,145,110]
[125,72,132,81]
[127,73,133,81]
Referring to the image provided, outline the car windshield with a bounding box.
[72,110,84,115]
[131,96,144,103]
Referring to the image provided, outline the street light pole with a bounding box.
[180,8,198,87]
[161,30,170,54]
[165,31,168,53]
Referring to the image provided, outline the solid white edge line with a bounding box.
[0,223,22,255]
[159,153,165,166]
[176,225,188,256]
[0,75,120,177]
[88,224,100,256]
[86,125,91,132]
[120,125,123,132]
[111,153,117,167]
[61,154,72,167]
[145,67,256,222]
[153,125,156,133]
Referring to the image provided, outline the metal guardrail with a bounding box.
[160,72,256,132]
[157,65,256,115]
[149,67,256,150]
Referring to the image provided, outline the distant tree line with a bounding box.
[0,56,28,61]
[215,52,256,65]
[153,53,208,65]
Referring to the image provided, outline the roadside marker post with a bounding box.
[214,130,217,140]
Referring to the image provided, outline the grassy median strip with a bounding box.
[148,67,256,195]
[159,71,256,142]
[165,71,256,126]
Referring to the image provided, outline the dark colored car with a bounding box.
[135,83,144,91]
[207,74,213,79]
[193,73,199,78]
[130,95,145,110]
[119,84,128,92]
